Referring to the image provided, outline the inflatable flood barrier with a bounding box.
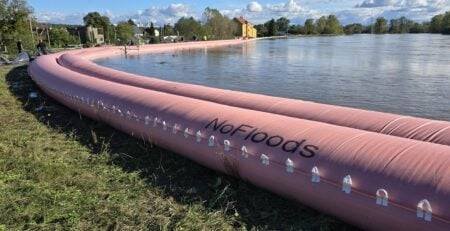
[57,51,450,148]
[29,40,450,230]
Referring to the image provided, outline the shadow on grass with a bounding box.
[6,65,359,230]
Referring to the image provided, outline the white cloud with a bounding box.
[221,8,245,18]
[161,4,191,18]
[34,3,195,26]
[356,0,397,8]
[397,0,429,8]
[34,12,86,25]
[356,0,448,8]
[335,8,386,24]
[268,0,303,12]
[124,3,194,26]
[222,0,318,24]
[33,0,450,26]
[349,0,450,24]
[247,1,263,12]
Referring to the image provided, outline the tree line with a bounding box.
[1,0,35,54]
[0,0,241,55]
[1,0,83,54]
[1,0,449,56]
[255,15,344,36]
[369,12,450,34]
[81,7,240,45]
[256,11,450,36]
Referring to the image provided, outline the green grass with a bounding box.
[0,65,357,230]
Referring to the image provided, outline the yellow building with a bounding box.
[235,17,257,39]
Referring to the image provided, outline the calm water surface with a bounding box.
[96,34,450,121]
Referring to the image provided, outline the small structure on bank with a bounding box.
[234,17,257,39]
[83,26,105,45]
[66,25,105,46]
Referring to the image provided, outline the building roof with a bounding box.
[235,17,248,24]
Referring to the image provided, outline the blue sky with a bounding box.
[30,0,450,25]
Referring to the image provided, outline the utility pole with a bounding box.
[78,30,81,46]
[29,16,35,47]
[114,27,117,43]
[46,26,51,48]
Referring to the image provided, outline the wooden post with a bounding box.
[46,27,51,48]
[29,16,35,47]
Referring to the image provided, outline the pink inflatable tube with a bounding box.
[29,45,450,230]
[56,48,450,148]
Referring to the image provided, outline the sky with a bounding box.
[29,0,450,26]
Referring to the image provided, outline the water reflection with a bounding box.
[96,34,450,121]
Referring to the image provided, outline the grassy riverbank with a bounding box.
[0,65,356,230]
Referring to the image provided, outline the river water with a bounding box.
[95,34,450,121]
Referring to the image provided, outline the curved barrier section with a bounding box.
[29,41,450,231]
[57,51,450,147]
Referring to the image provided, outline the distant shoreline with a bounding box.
[259,33,445,40]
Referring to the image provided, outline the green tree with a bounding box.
[254,24,268,37]
[257,17,292,36]
[409,22,425,33]
[83,12,108,28]
[115,21,134,45]
[107,24,115,43]
[288,25,304,35]
[374,17,388,34]
[315,16,327,34]
[146,22,155,37]
[344,23,363,34]
[0,1,7,31]
[203,7,236,39]
[389,17,414,33]
[399,17,412,33]
[162,24,176,36]
[304,19,315,34]
[276,17,290,33]
[0,0,35,54]
[175,17,203,41]
[49,27,78,47]
[324,15,343,34]
[265,19,277,36]
[389,18,400,33]
[430,14,444,33]
[83,12,111,43]
[442,11,450,34]
[421,22,430,33]
[143,22,159,43]
[127,19,136,26]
